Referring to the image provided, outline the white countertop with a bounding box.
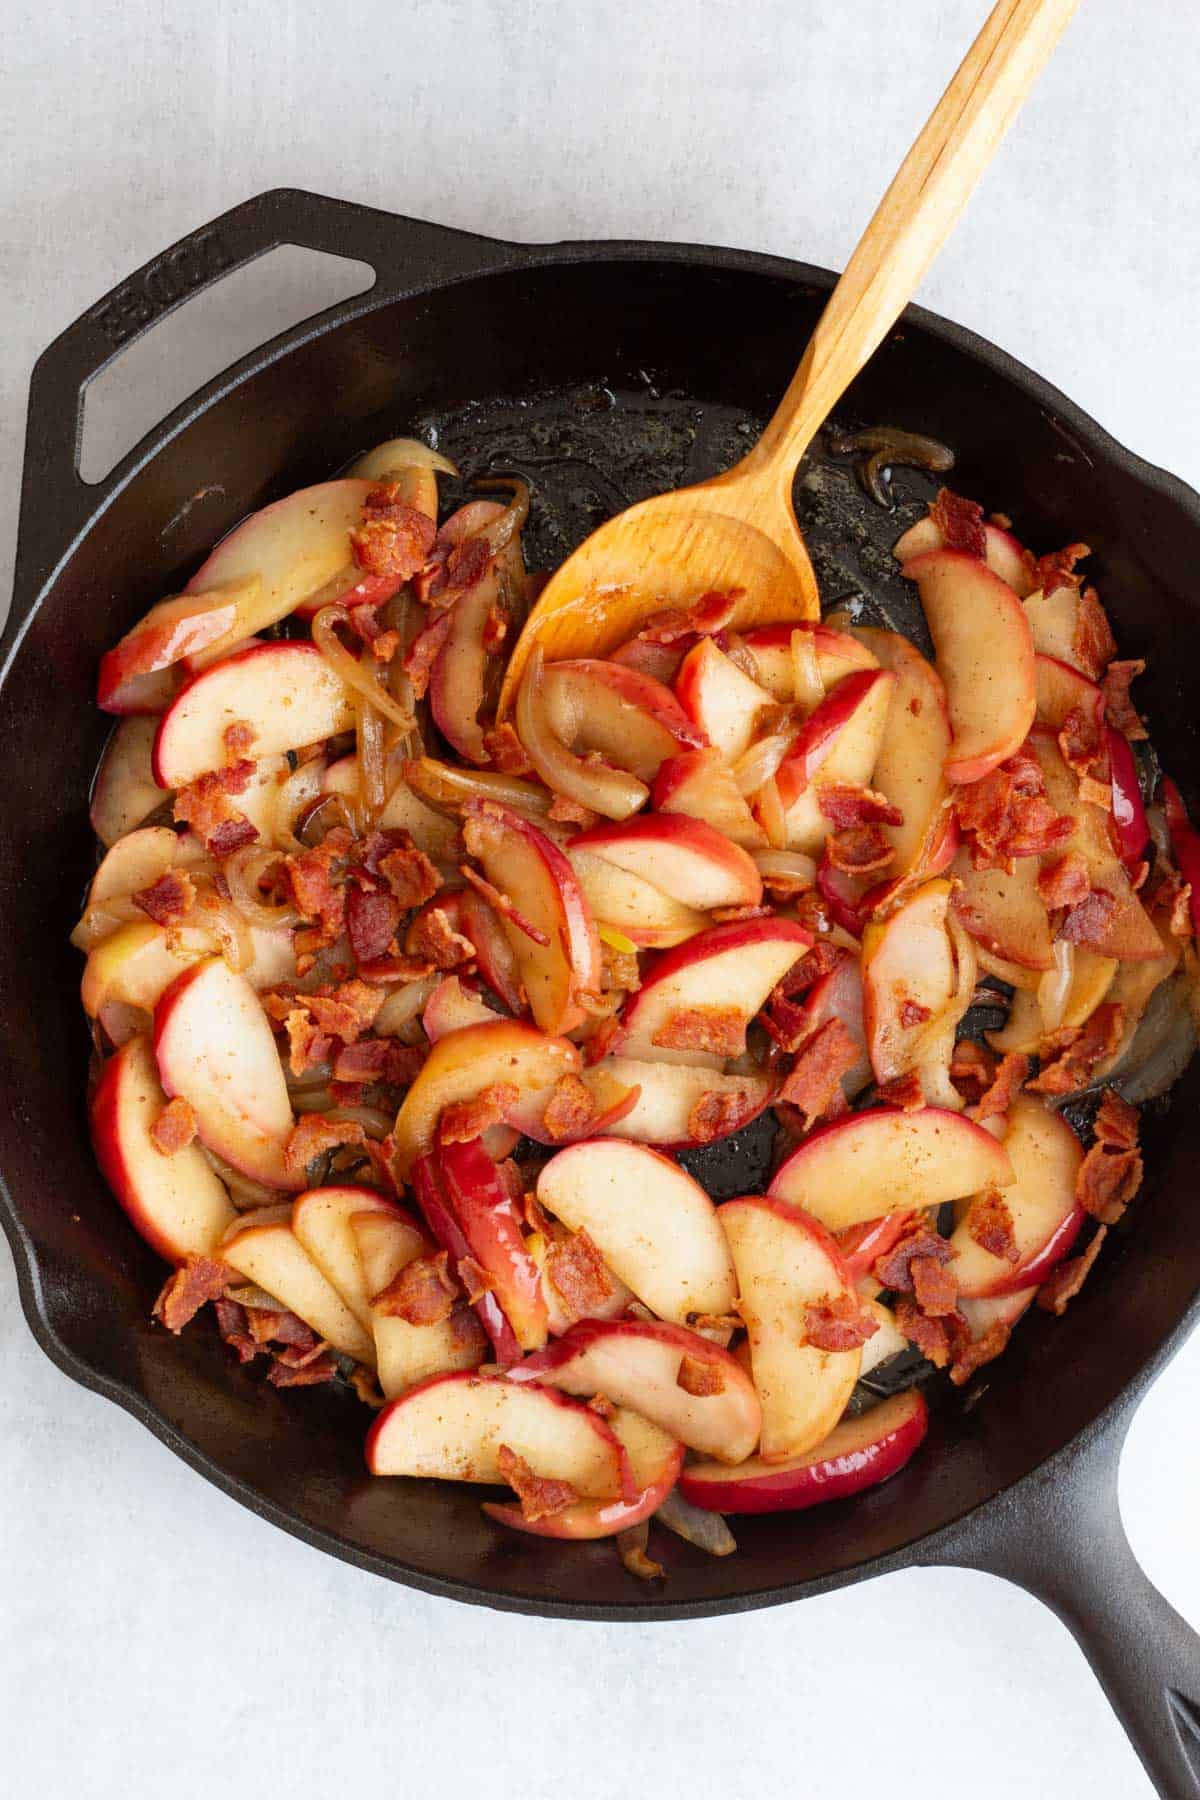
[3,2,1198,1794]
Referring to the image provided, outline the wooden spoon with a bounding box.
[499,0,1081,714]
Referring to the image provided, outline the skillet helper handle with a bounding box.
[748,0,1082,486]
[929,1419,1200,1799]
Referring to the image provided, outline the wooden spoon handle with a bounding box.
[744,0,1082,489]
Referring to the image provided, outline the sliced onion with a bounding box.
[375,977,438,1037]
[516,646,648,820]
[273,757,332,854]
[71,895,146,950]
[721,630,759,680]
[224,846,300,928]
[325,1104,393,1140]
[405,754,553,819]
[755,775,788,850]
[192,885,254,972]
[1038,939,1075,1035]
[312,604,416,733]
[733,724,801,796]
[225,1282,286,1310]
[791,628,826,713]
[199,1147,279,1209]
[356,657,389,827]
[356,436,459,477]
[616,1520,663,1582]
[654,1489,737,1557]
[752,848,817,888]
[471,477,531,556]
[285,1061,334,1092]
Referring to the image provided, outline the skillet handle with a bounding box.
[926,1413,1200,1799]
[14,188,517,595]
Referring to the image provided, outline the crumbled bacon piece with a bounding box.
[976,1051,1030,1123]
[1037,1226,1107,1315]
[223,720,258,759]
[373,1250,459,1325]
[774,942,846,999]
[949,1320,1011,1386]
[406,904,474,969]
[587,1393,617,1420]
[894,1299,964,1369]
[776,1017,860,1129]
[930,487,987,559]
[444,533,491,596]
[1031,541,1090,600]
[457,1255,495,1305]
[346,885,402,966]
[1093,1088,1140,1150]
[676,1352,727,1395]
[651,1005,745,1058]
[1038,851,1091,911]
[351,483,437,579]
[1058,704,1108,787]
[967,1190,1020,1262]
[458,859,550,947]
[153,1256,229,1333]
[438,1082,519,1145]
[1072,585,1117,679]
[547,793,598,828]
[497,1444,578,1523]
[1028,1002,1125,1094]
[267,1354,338,1388]
[949,1038,997,1104]
[332,1037,423,1087]
[306,979,385,1042]
[284,1113,367,1179]
[284,828,352,953]
[1147,866,1193,938]
[149,1096,198,1155]
[874,1224,953,1295]
[954,753,1073,868]
[818,784,903,829]
[1077,1140,1143,1224]
[279,1007,332,1078]
[541,1073,597,1142]
[173,759,257,851]
[209,815,261,858]
[826,823,894,874]
[473,720,532,775]
[635,590,740,644]
[687,1088,758,1145]
[877,1070,926,1111]
[804,1291,879,1352]
[214,1296,260,1364]
[1102,659,1148,741]
[912,1255,960,1317]
[600,941,640,995]
[403,611,453,698]
[1058,887,1118,946]
[899,999,931,1029]
[544,1228,615,1319]
[134,868,196,927]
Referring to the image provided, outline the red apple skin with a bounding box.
[1108,728,1149,870]
[774,670,889,808]
[835,1212,916,1281]
[434,1137,549,1351]
[482,1416,684,1540]
[678,1389,928,1515]
[98,597,239,713]
[981,1202,1087,1298]
[569,812,763,908]
[547,658,708,763]
[456,887,527,1015]
[410,1153,523,1367]
[816,849,868,938]
[1163,778,1200,935]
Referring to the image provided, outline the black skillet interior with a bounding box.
[3,196,1200,1633]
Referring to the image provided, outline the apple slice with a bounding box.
[483,1407,683,1539]
[740,623,879,701]
[719,1196,864,1461]
[291,1184,408,1332]
[566,845,706,949]
[429,514,521,762]
[958,1283,1039,1343]
[153,957,298,1190]
[679,1387,928,1514]
[651,747,767,850]
[987,945,1116,1056]
[452,886,524,1014]
[1023,584,1091,671]
[463,803,600,1035]
[569,814,762,912]
[797,952,871,1097]
[774,669,896,853]
[411,1154,520,1365]
[612,917,810,1067]
[221,1208,374,1362]
[901,549,1036,784]
[853,627,952,879]
[97,585,251,714]
[768,1107,1013,1233]
[1034,653,1105,738]
[90,717,168,847]
[392,1018,580,1175]
[580,1057,772,1147]
[422,975,502,1042]
[950,1096,1084,1298]
[365,1371,630,1498]
[861,879,956,1085]
[893,513,1034,595]
[434,1137,549,1352]
[536,1139,737,1322]
[674,636,776,764]
[90,1034,235,1262]
[836,1212,916,1282]
[950,846,1054,970]
[542,658,706,780]
[152,642,354,789]
[91,826,185,904]
[508,1319,760,1462]
[350,1207,486,1399]
[82,919,293,1032]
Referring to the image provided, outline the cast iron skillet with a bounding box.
[3,190,1200,1797]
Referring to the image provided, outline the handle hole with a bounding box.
[78,244,375,484]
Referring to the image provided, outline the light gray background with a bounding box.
[3,3,1198,1796]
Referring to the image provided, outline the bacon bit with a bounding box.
[635,590,740,644]
[1037,1226,1108,1315]
[894,1299,964,1369]
[1147,866,1193,939]
[676,1352,727,1395]
[149,1095,198,1155]
[547,793,599,829]
[438,1082,520,1145]
[1031,541,1091,600]
[804,1290,880,1352]
[1028,1001,1125,1094]
[949,1320,1011,1386]
[346,885,402,966]
[173,759,257,851]
[792,889,832,935]
[481,723,534,776]
[955,753,1074,868]
[1072,585,1117,679]
[587,1393,617,1420]
[406,904,474,969]
[950,1038,997,1104]
[541,1073,597,1143]
[209,815,262,859]
[351,484,438,579]
[1059,888,1118,946]
[403,610,453,698]
[214,1296,260,1364]
[651,1005,746,1058]
[1077,1141,1143,1224]
[496,1444,579,1523]
[710,903,773,924]
[1058,704,1108,787]
[457,862,550,949]
[600,942,640,995]
[758,993,811,1054]
[544,1228,615,1319]
[1103,659,1148,741]
[759,867,815,901]
[306,978,385,1042]
[687,1087,759,1145]
[967,1190,1020,1262]
[1038,851,1091,911]
[267,1353,338,1388]
[131,867,196,929]
[930,487,987,559]
[373,1250,459,1325]
[457,1255,495,1305]
[284,1113,367,1180]
[1094,1088,1140,1150]
[777,1017,860,1129]
[333,1037,422,1087]
[876,1070,926,1111]
[827,823,894,874]
[976,1051,1030,1123]
[818,784,904,829]
[874,1224,953,1295]
[285,828,352,951]
[223,720,258,759]
[377,843,441,911]
[775,942,847,999]
[912,1255,960,1317]
[279,1008,331,1077]
[444,533,491,596]
[899,998,931,1029]
[153,1256,229,1333]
